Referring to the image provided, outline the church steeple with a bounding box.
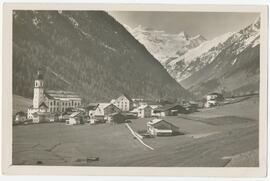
[33,70,44,108]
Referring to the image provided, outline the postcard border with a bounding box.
[2,3,268,177]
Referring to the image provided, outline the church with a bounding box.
[27,70,82,121]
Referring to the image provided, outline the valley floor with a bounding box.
[12,96,259,167]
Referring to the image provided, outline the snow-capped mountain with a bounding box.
[180,17,260,96]
[125,24,207,65]
[126,17,260,97]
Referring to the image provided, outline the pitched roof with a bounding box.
[69,111,82,118]
[45,90,81,101]
[117,93,132,102]
[207,92,223,96]
[15,111,26,116]
[131,105,152,112]
[44,92,54,100]
[155,104,184,112]
[39,102,48,109]
[85,103,99,111]
[98,103,111,109]
[148,119,179,129]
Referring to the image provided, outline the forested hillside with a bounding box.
[13,11,191,102]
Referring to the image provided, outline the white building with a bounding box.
[112,94,133,111]
[204,93,224,108]
[149,105,160,117]
[27,70,82,119]
[131,105,152,118]
[66,111,82,125]
[89,103,120,121]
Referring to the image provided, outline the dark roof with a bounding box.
[155,104,185,112]
[85,103,99,110]
[39,102,48,109]
[15,111,26,116]
[44,92,54,100]
[208,92,223,96]
[120,93,132,102]
[148,119,179,129]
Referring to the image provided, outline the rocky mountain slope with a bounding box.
[180,17,260,96]
[127,18,260,97]
[13,11,191,102]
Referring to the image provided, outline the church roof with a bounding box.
[44,90,81,101]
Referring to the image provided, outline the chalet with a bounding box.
[14,111,27,124]
[204,92,224,108]
[112,94,133,111]
[147,119,179,136]
[90,103,121,121]
[153,104,187,116]
[182,101,199,113]
[149,105,161,117]
[27,70,82,120]
[86,103,99,118]
[32,112,50,123]
[66,111,83,125]
[107,112,126,124]
[131,105,152,118]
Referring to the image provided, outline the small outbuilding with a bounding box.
[66,111,83,125]
[147,119,179,136]
[107,112,126,124]
[14,111,27,124]
[204,92,224,108]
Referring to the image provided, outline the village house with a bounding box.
[147,119,179,136]
[89,103,121,123]
[182,101,199,113]
[131,105,152,118]
[204,92,224,108]
[107,112,126,124]
[66,111,83,125]
[149,105,161,117]
[32,111,52,123]
[112,94,133,111]
[14,111,27,124]
[27,70,82,120]
[153,104,187,117]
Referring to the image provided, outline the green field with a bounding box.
[13,96,259,167]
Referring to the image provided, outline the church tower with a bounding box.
[33,70,44,109]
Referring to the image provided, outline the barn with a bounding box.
[147,119,179,136]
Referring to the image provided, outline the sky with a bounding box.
[108,11,259,40]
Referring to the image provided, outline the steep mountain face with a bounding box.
[180,18,260,96]
[124,25,207,66]
[127,18,260,97]
[13,11,191,102]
